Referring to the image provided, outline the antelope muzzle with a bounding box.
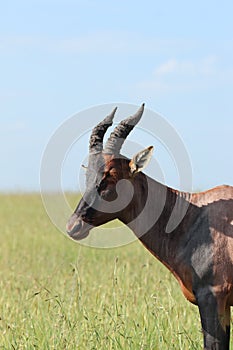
[66,213,91,240]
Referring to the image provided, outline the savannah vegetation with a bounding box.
[0,193,219,349]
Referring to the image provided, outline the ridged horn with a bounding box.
[104,103,145,155]
[89,107,117,153]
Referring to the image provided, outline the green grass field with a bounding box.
[0,193,216,349]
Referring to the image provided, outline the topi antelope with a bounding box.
[66,104,233,350]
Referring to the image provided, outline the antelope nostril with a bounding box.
[73,222,82,233]
[67,221,82,236]
[66,213,78,232]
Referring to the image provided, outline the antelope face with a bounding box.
[66,104,153,241]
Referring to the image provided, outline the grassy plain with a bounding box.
[0,193,208,349]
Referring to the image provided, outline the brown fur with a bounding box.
[67,151,233,350]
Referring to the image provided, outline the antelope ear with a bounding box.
[82,164,88,171]
[129,146,154,174]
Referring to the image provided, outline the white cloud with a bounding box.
[154,59,178,75]
[0,121,27,133]
[154,56,218,77]
[136,55,233,94]
[0,32,197,56]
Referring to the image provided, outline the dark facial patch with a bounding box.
[81,152,109,211]
[86,153,105,190]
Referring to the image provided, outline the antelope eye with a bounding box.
[96,179,107,192]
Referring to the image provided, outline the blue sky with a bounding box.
[1,0,233,191]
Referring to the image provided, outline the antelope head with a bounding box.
[66,104,153,240]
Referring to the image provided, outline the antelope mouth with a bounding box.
[68,227,90,241]
[66,216,91,241]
